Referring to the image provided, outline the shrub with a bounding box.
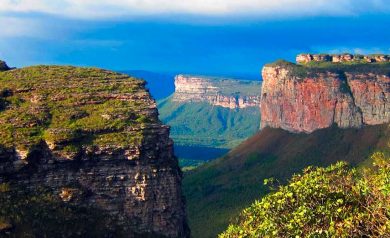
[220,153,390,237]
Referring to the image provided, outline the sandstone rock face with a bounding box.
[347,73,390,125]
[296,54,390,64]
[261,62,390,133]
[0,66,189,237]
[296,54,313,64]
[173,74,261,109]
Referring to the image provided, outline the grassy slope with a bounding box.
[183,124,390,238]
[158,96,260,149]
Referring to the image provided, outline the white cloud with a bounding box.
[0,14,80,39]
[0,16,44,38]
[0,0,389,19]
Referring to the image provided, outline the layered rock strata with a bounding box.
[173,74,261,109]
[297,53,390,64]
[261,58,390,133]
[0,64,189,237]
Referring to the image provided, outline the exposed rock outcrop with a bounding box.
[173,74,261,109]
[296,53,390,64]
[0,60,10,71]
[0,66,189,237]
[261,58,390,133]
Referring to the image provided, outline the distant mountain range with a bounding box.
[122,71,263,164]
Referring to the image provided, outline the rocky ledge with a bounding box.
[297,53,390,64]
[0,63,189,237]
[173,74,261,109]
[261,57,390,133]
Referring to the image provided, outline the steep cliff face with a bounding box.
[173,75,261,109]
[347,73,390,125]
[261,58,390,133]
[0,64,189,237]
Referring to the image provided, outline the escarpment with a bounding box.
[173,74,261,109]
[261,56,390,133]
[0,64,189,237]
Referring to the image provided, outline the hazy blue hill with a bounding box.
[121,70,175,99]
[183,124,390,238]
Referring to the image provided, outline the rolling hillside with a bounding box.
[183,124,390,238]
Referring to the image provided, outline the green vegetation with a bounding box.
[158,97,260,149]
[221,153,390,237]
[184,125,390,238]
[0,66,155,156]
[267,60,390,79]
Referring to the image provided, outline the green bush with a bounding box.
[220,153,390,237]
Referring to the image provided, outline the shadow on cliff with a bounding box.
[0,182,171,238]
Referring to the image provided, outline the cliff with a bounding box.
[173,75,261,109]
[261,57,390,133]
[0,64,189,237]
[158,74,261,152]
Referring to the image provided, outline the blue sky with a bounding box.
[1,0,390,78]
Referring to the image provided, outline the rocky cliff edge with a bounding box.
[261,57,390,133]
[0,63,189,237]
[173,74,261,109]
